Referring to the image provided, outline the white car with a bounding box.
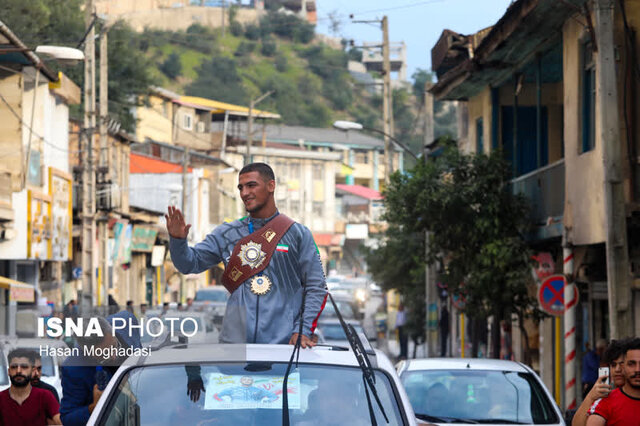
[87,343,418,425]
[396,358,565,425]
[161,311,219,344]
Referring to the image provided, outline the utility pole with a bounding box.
[222,0,226,37]
[180,147,190,304]
[97,26,109,308]
[246,100,253,165]
[381,15,393,183]
[595,0,633,338]
[81,0,97,309]
[245,90,274,165]
[423,82,437,357]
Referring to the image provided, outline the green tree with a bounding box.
[160,52,182,79]
[244,24,261,41]
[106,22,159,131]
[369,143,539,361]
[230,20,243,37]
[260,38,277,57]
[234,41,256,57]
[411,68,434,101]
[186,56,247,105]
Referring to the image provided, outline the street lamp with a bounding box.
[35,46,85,65]
[332,120,419,161]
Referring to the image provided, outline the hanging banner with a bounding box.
[112,220,133,265]
[27,190,52,259]
[131,226,158,252]
[49,168,73,261]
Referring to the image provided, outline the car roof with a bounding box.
[123,343,389,369]
[401,357,529,373]
[0,336,68,349]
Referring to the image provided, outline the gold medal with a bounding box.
[250,275,272,295]
[239,241,266,269]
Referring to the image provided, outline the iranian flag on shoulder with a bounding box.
[276,244,289,253]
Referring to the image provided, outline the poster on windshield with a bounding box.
[204,373,300,410]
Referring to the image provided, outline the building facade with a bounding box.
[0,23,80,334]
[430,0,640,410]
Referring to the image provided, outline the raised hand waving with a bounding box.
[165,205,192,239]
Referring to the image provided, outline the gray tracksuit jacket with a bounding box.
[169,212,327,344]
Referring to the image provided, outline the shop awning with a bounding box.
[0,276,35,302]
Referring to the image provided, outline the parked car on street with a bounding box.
[396,358,564,425]
[192,286,230,326]
[320,294,360,320]
[87,343,417,425]
[161,311,219,344]
[315,319,367,347]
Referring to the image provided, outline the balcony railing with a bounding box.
[510,159,565,227]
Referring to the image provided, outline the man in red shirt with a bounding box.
[587,338,640,426]
[0,348,61,425]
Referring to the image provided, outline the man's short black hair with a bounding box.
[239,163,275,181]
[604,339,630,364]
[76,316,112,348]
[626,337,640,354]
[7,348,35,365]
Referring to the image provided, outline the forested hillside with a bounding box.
[2,1,456,158]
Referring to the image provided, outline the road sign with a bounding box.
[538,275,578,316]
[451,292,466,310]
[72,267,82,279]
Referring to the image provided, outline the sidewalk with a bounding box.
[377,335,427,362]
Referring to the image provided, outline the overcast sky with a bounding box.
[316,0,514,81]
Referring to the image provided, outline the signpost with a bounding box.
[538,275,578,316]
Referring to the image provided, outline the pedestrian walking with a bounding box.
[0,348,61,425]
[439,305,449,356]
[396,303,408,360]
[167,163,327,346]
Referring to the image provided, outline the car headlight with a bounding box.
[355,288,366,302]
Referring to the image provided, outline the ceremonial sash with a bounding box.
[221,214,295,293]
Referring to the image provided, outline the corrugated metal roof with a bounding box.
[224,123,387,150]
[336,184,383,200]
[180,96,280,119]
[430,0,581,100]
[130,152,192,174]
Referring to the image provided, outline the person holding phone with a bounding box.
[571,339,629,426]
[586,338,640,426]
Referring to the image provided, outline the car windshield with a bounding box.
[321,300,355,319]
[195,289,229,302]
[401,369,559,424]
[320,323,364,341]
[99,362,404,426]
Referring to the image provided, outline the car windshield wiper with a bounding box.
[327,292,389,425]
[415,414,479,424]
